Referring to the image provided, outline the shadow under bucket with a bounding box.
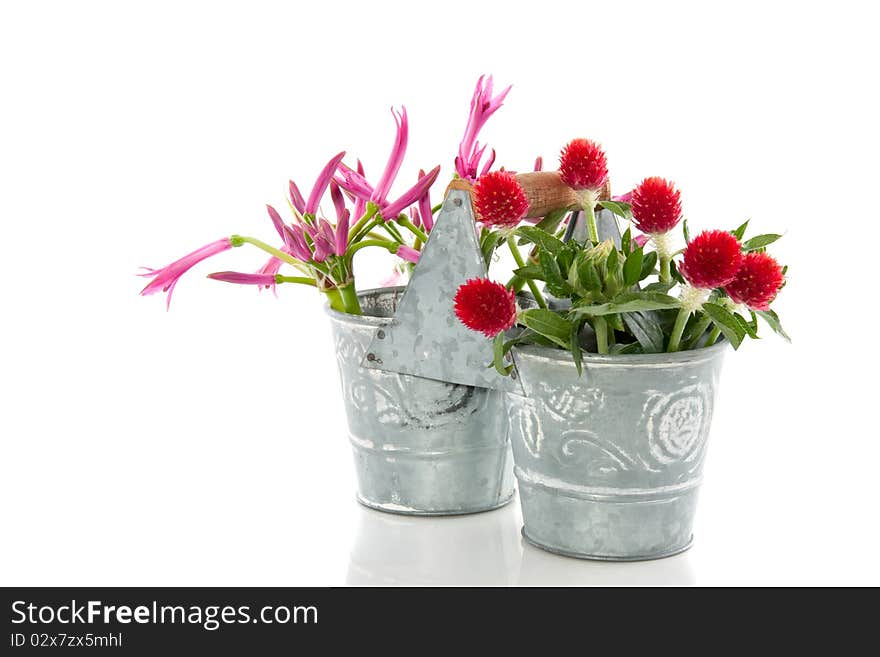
[507,340,726,561]
[327,287,514,516]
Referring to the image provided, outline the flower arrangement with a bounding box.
[454,143,789,374]
[138,74,791,553]
[139,77,514,314]
[140,72,788,369]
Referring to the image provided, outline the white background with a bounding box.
[1,0,878,586]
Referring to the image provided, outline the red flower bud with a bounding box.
[631,177,682,234]
[473,171,529,228]
[679,230,744,289]
[558,138,608,190]
[724,252,784,311]
[454,278,517,338]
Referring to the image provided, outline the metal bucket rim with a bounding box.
[323,285,407,328]
[326,286,727,366]
[512,337,727,368]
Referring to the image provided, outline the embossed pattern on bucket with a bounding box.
[508,341,726,560]
[327,287,514,516]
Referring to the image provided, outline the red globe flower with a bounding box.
[454,278,517,338]
[473,170,529,228]
[724,252,784,311]
[679,230,744,289]
[558,138,608,190]
[631,177,682,234]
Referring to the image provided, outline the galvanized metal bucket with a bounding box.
[507,340,727,561]
[326,287,514,516]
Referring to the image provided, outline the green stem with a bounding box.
[396,215,429,243]
[323,288,345,313]
[337,283,362,315]
[706,325,722,346]
[584,200,599,244]
[275,275,317,286]
[347,204,380,245]
[594,317,609,354]
[231,235,302,267]
[347,239,397,257]
[685,313,712,349]
[381,221,405,244]
[506,235,547,309]
[660,255,671,284]
[506,274,528,293]
[667,307,691,352]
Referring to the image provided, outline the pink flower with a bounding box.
[288,179,305,215]
[474,170,529,228]
[417,168,434,231]
[266,204,310,261]
[139,238,233,309]
[333,108,441,221]
[381,166,440,219]
[454,278,517,338]
[724,252,785,311]
[631,177,682,234]
[396,245,421,263]
[559,138,608,191]
[534,156,543,172]
[456,75,511,182]
[679,230,744,289]
[304,152,346,215]
[373,107,408,206]
[329,181,350,253]
[207,272,276,287]
[336,159,440,222]
[633,233,649,248]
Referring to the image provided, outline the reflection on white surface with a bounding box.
[347,499,697,586]
[517,541,696,586]
[347,502,522,586]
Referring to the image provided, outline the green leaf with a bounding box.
[519,309,573,349]
[609,341,643,355]
[597,200,632,219]
[480,230,505,266]
[669,259,685,285]
[572,291,680,317]
[505,330,558,349]
[733,312,759,339]
[623,247,644,287]
[557,242,577,274]
[642,281,675,294]
[702,302,745,349]
[516,226,565,254]
[755,309,791,342]
[604,247,622,297]
[683,218,690,243]
[732,219,750,240]
[539,251,571,297]
[621,227,632,255]
[605,247,619,274]
[570,321,583,376]
[622,311,665,353]
[742,234,782,251]
[530,208,569,236]
[640,250,658,280]
[749,310,760,335]
[513,265,545,281]
[578,260,602,292]
[607,312,624,332]
[492,332,514,376]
